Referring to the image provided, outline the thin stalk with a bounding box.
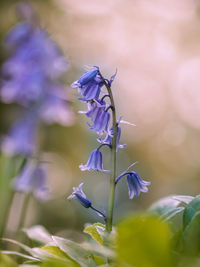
[0,191,15,249]
[16,193,31,239]
[0,157,26,248]
[91,206,107,221]
[99,72,117,232]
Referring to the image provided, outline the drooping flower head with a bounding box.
[71,67,104,101]
[67,183,107,220]
[79,149,109,173]
[126,172,150,199]
[68,183,92,208]
[13,161,50,201]
[115,163,150,199]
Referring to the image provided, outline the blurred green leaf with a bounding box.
[93,255,105,265]
[3,238,34,256]
[116,215,175,267]
[52,236,97,267]
[23,225,52,244]
[183,195,200,229]
[183,211,200,255]
[41,246,70,259]
[172,196,193,205]
[83,223,105,245]
[171,228,183,254]
[41,257,78,267]
[0,254,18,267]
[160,207,184,221]
[2,250,40,262]
[149,195,185,217]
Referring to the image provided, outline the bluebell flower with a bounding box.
[13,161,50,201]
[71,67,104,101]
[71,68,99,88]
[89,109,110,134]
[115,163,150,199]
[1,14,67,105]
[79,149,109,172]
[68,183,107,220]
[1,117,37,156]
[126,172,150,199]
[108,69,117,86]
[98,124,126,152]
[79,98,106,123]
[39,88,74,126]
[68,183,92,208]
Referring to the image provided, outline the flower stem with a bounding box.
[91,206,107,221]
[16,193,31,239]
[0,190,14,249]
[99,72,117,232]
[0,156,26,248]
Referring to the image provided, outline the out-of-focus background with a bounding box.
[1,0,200,237]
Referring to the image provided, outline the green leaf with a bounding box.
[116,215,175,267]
[83,223,105,245]
[149,195,185,217]
[2,250,40,261]
[160,207,184,221]
[23,225,52,244]
[93,255,105,265]
[52,236,97,267]
[183,211,200,255]
[3,238,36,256]
[183,195,200,229]
[0,254,18,267]
[41,246,70,259]
[41,258,78,267]
[172,195,193,205]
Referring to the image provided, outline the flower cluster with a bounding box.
[68,66,150,222]
[0,2,73,200]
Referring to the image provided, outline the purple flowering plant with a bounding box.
[0,1,74,242]
[1,3,199,267]
[69,66,150,232]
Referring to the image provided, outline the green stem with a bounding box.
[99,73,117,232]
[16,193,31,239]
[0,156,27,248]
[0,191,15,249]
